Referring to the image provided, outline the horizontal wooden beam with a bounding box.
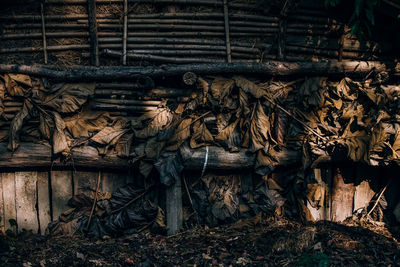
[0,143,301,171]
[0,61,398,81]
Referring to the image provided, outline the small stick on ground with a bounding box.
[86,171,101,231]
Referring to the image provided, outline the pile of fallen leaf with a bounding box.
[1,215,399,266]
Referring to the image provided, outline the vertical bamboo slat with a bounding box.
[223,0,231,63]
[88,0,99,66]
[0,174,4,233]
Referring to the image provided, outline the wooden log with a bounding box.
[88,0,100,66]
[92,102,159,111]
[1,172,16,233]
[15,171,38,232]
[94,99,162,106]
[0,61,396,81]
[37,172,51,234]
[166,173,182,235]
[331,167,355,222]
[73,171,98,196]
[94,87,193,97]
[51,171,73,220]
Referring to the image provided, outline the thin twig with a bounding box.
[367,179,392,217]
[40,4,48,64]
[86,171,101,231]
[263,95,326,140]
[223,0,231,63]
[182,173,198,224]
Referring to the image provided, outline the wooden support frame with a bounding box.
[87,0,99,66]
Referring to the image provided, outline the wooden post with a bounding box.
[166,175,182,235]
[87,0,99,66]
[37,172,51,234]
[15,172,38,232]
[331,166,355,222]
[51,171,73,220]
[40,4,48,64]
[122,0,128,65]
[277,0,289,60]
[223,0,231,63]
[1,173,16,233]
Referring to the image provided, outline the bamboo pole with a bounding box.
[103,49,226,63]
[94,87,193,97]
[103,49,259,58]
[88,0,99,66]
[45,0,261,10]
[122,0,128,65]
[40,3,48,64]
[0,13,279,22]
[97,37,269,49]
[223,0,231,63]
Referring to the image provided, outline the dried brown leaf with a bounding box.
[64,110,110,138]
[8,99,33,151]
[190,120,213,148]
[41,83,95,113]
[165,118,192,151]
[234,76,265,98]
[134,108,173,139]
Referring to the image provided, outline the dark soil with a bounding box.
[1,217,399,266]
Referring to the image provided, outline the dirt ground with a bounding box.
[1,216,399,267]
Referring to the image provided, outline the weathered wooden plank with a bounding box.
[166,175,182,235]
[73,171,98,196]
[354,180,375,213]
[101,172,127,193]
[15,172,38,232]
[331,167,355,222]
[51,171,73,220]
[0,174,4,233]
[37,172,51,234]
[1,172,16,232]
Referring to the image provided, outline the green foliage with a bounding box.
[324,0,380,40]
[296,252,330,267]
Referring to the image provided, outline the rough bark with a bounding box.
[0,61,397,81]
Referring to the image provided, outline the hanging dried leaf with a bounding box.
[3,74,32,96]
[334,78,358,101]
[210,77,235,103]
[250,101,275,152]
[134,108,173,139]
[165,118,192,151]
[52,112,70,155]
[299,77,327,108]
[139,160,153,178]
[8,99,33,151]
[115,132,134,158]
[216,112,232,133]
[215,118,241,152]
[0,80,5,118]
[64,110,110,138]
[145,137,165,159]
[234,76,265,99]
[238,88,251,117]
[197,77,209,104]
[39,112,54,140]
[91,118,129,146]
[41,83,95,113]
[190,120,213,149]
